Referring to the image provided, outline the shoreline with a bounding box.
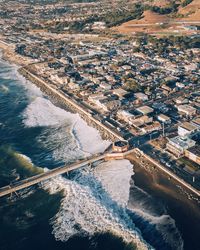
[18,66,124,142]
[0,40,35,66]
[1,45,199,200]
[126,151,200,201]
[129,159,200,250]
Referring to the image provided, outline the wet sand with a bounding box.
[128,155,200,250]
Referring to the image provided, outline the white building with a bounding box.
[157,114,171,124]
[134,92,148,101]
[177,105,197,117]
[166,136,196,157]
[178,122,199,138]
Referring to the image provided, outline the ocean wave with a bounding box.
[0,84,9,93]
[128,183,184,250]
[42,162,151,250]
[0,57,42,98]
[22,97,110,161]
[42,156,183,250]
[92,159,133,207]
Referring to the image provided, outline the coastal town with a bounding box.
[0,0,200,197]
[1,1,200,250]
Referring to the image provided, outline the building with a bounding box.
[99,82,112,90]
[185,146,200,165]
[117,110,135,123]
[134,92,148,101]
[191,118,200,128]
[112,141,129,153]
[157,114,171,124]
[131,115,153,128]
[175,96,189,105]
[177,105,197,117]
[136,105,154,115]
[176,82,185,89]
[140,121,162,134]
[178,122,199,138]
[113,88,128,99]
[166,136,196,157]
[88,94,108,112]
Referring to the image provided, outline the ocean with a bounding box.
[0,55,199,250]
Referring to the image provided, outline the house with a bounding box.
[166,136,196,157]
[177,105,197,117]
[113,88,128,99]
[157,114,171,124]
[136,105,154,115]
[191,118,200,128]
[178,122,199,138]
[134,92,148,101]
[99,82,112,90]
[176,82,185,89]
[175,96,189,105]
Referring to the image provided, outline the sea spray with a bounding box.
[22,97,110,157]
[128,180,184,250]
[21,90,183,250]
[42,174,151,250]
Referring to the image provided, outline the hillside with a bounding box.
[177,0,200,21]
[112,0,200,36]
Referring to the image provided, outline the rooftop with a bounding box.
[168,136,196,149]
[136,105,154,115]
[179,122,198,131]
[188,146,200,157]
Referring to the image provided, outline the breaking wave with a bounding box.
[42,157,183,250]
[22,97,110,161]
[19,76,182,249]
[42,165,151,250]
[128,180,184,250]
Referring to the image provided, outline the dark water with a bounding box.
[0,58,199,250]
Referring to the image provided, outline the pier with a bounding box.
[0,154,106,198]
[0,148,200,198]
[0,149,134,198]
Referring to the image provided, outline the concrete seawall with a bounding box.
[18,67,124,142]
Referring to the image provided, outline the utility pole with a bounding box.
[162,122,165,137]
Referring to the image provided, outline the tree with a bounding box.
[124,79,141,92]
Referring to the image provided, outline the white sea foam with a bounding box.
[0,84,9,92]
[128,183,184,250]
[42,170,151,250]
[92,159,133,207]
[0,59,42,98]
[22,97,110,158]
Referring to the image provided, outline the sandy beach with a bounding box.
[127,154,200,250]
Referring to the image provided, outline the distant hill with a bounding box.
[177,0,200,21]
[112,0,200,35]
